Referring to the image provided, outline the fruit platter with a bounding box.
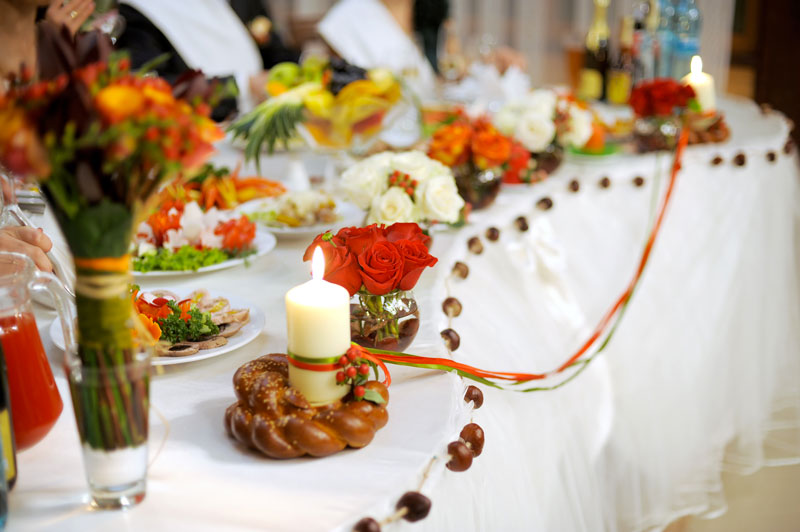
[229,57,404,158]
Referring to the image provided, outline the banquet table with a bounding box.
[9,96,800,532]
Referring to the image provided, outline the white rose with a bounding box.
[558,105,594,148]
[367,187,417,225]
[340,153,392,209]
[522,89,557,118]
[417,175,464,223]
[514,110,556,153]
[494,104,522,136]
[390,151,448,184]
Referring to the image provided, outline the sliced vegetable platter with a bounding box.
[50,293,266,366]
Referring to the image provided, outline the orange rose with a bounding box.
[95,85,145,123]
[471,123,512,170]
[428,122,472,167]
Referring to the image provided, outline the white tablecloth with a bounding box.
[10,97,800,531]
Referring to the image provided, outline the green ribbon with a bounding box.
[287,351,344,365]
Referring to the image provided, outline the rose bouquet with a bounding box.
[0,24,222,506]
[340,151,464,226]
[629,79,698,152]
[494,89,604,161]
[304,223,437,350]
[427,112,527,203]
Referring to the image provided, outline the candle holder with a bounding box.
[225,354,389,459]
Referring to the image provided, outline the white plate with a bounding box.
[236,198,365,240]
[132,230,276,278]
[50,294,266,366]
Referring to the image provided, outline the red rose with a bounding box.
[384,222,429,245]
[394,239,438,290]
[357,241,404,295]
[321,245,362,296]
[303,231,343,261]
[336,224,386,255]
[628,86,652,117]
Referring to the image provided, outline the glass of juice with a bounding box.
[0,252,75,451]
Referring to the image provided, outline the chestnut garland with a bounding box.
[353,387,486,531]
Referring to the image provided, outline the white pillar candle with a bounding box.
[286,247,351,405]
[681,55,716,113]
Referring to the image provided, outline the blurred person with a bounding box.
[115,0,299,112]
[318,0,526,96]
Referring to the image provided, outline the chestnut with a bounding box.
[441,328,460,351]
[396,492,431,522]
[464,385,484,409]
[446,441,473,472]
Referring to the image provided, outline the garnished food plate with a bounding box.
[236,194,364,239]
[50,293,265,366]
[133,229,276,277]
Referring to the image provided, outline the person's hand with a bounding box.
[0,227,53,272]
[490,46,527,74]
[45,0,96,37]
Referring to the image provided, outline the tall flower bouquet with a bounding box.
[340,151,464,226]
[0,24,222,506]
[304,223,437,351]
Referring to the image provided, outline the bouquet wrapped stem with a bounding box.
[68,260,149,451]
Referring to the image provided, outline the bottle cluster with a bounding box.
[578,0,702,105]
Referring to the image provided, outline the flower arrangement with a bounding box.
[304,223,437,350]
[629,79,697,118]
[0,24,223,505]
[427,112,535,202]
[340,151,464,226]
[629,79,697,152]
[494,89,597,152]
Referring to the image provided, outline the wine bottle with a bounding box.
[578,0,610,101]
[607,17,635,105]
[0,343,16,491]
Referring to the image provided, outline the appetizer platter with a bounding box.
[51,289,266,366]
[132,199,276,276]
[237,190,365,239]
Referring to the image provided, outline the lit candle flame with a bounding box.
[690,55,703,75]
[311,246,325,282]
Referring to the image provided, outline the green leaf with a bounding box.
[362,388,386,405]
[688,98,702,112]
[59,200,132,258]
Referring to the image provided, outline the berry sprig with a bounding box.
[387,170,419,197]
[335,345,385,403]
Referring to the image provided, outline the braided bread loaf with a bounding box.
[225,354,389,458]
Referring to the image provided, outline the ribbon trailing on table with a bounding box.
[356,128,690,392]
